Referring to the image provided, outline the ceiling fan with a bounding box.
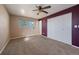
[33,5,51,15]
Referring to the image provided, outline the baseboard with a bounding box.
[10,36,26,39]
[0,39,10,54]
[0,36,25,54]
[72,45,79,49]
[42,35,79,49]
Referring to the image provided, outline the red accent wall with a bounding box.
[42,18,47,36]
[72,6,79,46]
[41,5,79,47]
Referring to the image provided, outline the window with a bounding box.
[18,17,34,30]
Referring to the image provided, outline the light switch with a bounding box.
[74,25,77,28]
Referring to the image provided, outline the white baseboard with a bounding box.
[10,36,25,39]
[0,39,10,54]
[72,45,79,49]
[42,35,79,49]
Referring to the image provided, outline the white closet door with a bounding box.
[47,13,72,45]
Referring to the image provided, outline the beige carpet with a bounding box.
[1,35,79,55]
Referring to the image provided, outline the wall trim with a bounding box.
[0,36,26,54]
[72,45,79,49]
[10,36,25,39]
[42,35,79,49]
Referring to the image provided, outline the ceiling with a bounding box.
[5,4,76,19]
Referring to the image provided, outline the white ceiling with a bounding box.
[5,4,76,19]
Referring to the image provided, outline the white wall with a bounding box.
[47,13,72,45]
[10,15,40,39]
[39,20,42,35]
[0,5,10,53]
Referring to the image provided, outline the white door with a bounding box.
[47,13,72,45]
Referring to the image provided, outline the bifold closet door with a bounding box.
[47,13,72,45]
